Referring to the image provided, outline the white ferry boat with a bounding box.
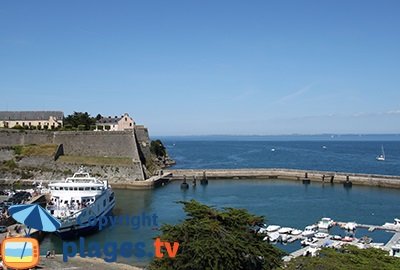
[46,169,115,238]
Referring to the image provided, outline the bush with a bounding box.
[13,145,23,155]
[3,159,18,169]
[78,124,86,131]
[12,124,24,130]
[97,125,104,131]
[150,140,166,157]
[64,124,73,130]
[43,125,49,130]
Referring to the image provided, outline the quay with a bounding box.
[165,168,400,189]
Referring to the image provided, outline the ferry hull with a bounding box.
[56,205,114,239]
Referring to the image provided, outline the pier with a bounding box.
[164,168,400,189]
[109,172,172,189]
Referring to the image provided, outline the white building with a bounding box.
[95,113,135,131]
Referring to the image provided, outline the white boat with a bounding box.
[301,237,318,246]
[266,225,281,232]
[290,229,303,235]
[281,234,289,243]
[257,227,268,234]
[302,225,318,238]
[318,217,334,230]
[383,218,400,229]
[330,235,342,240]
[376,145,385,161]
[278,227,293,234]
[314,232,329,239]
[264,231,281,242]
[343,222,357,231]
[271,148,276,152]
[46,168,115,239]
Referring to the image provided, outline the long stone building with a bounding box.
[0,111,63,129]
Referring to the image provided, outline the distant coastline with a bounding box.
[155,133,400,141]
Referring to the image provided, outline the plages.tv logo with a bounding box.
[3,203,61,269]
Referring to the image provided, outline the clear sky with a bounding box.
[1,1,399,136]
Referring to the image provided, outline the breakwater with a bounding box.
[164,168,400,189]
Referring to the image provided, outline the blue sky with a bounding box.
[1,1,399,136]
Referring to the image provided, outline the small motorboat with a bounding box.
[290,229,303,235]
[302,225,318,238]
[318,217,334,230]
[342,236,354,242]
[301,237,318,246]
[343,222,357,231]
[265,232,281,242]
[266,225,281,232]
[383,218,400,229]
[330,235,342,241]
[314,232,329,239]
[281,234,289,243]
[278,227,293,234]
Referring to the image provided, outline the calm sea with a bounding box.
[41,137,400,264]
[163,138,400,175]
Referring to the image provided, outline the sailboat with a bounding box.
[376,145,385,161]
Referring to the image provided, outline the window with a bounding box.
[91,187,96,191]
[129,123,132,126]
[74,187,77,191]
[79,187,83,191]
[125,117,127,121]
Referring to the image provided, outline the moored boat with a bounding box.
[46,168,115,239]
[317,217,334,230]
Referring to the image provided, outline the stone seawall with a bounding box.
[0,129,141,159]
[165,168,400,189]
[0,129,147,180]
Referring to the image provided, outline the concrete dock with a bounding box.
[165,168,400,189]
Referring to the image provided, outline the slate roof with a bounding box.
[0,111,64,121]
[96,116,122,124]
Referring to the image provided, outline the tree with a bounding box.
[284,245,400,270]
[148,200,283,270]
[150,140,166,157]
[63,112,96,130]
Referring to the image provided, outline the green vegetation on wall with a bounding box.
[150,139,166,157]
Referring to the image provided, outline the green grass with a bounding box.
[14,144,58,156]
[58,155,133,166]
